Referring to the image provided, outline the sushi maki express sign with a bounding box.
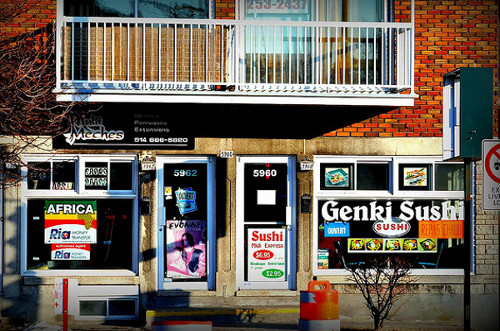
[318,199,464,253]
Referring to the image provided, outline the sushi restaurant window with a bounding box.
[319,161,390,191]
[21,155,138,276]
[314,156,466,275]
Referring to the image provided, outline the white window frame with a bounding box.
[313,155,467,276]
[65,279,139,320]
[21,154,139,277]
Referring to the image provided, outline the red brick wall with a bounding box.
[2,1,497,139]
[325,0,499,138]
[215,0,236,19]
[0,0,56,37]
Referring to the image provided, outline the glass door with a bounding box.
[157,156,215,291]
[236,156,296,290]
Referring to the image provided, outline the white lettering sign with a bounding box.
[321,200,463,222]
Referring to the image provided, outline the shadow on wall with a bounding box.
[1,194,42,326]
[100,103,394,140]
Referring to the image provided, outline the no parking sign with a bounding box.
[482,139,500,210]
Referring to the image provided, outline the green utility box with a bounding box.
[442,67,494,160]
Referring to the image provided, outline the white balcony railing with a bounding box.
[56,17,414,102]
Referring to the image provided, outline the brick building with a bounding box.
[0,1,498,330]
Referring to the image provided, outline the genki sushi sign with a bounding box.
[318,199,464,253]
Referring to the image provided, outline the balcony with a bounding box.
[55,18,415,106]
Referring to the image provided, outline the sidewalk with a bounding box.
[145,307,463,331]
[2,308,464,331]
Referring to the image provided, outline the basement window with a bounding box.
[79,298,137,319]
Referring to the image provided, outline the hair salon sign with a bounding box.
[54,109,193,150]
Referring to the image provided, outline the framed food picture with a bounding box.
[320,164,353,190]
[399,164,431,190]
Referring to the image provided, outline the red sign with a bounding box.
[418,220,464,239]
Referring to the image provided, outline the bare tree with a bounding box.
[346,257,418,330]
[0,0,86,186]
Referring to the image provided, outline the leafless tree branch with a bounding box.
[346,256,419,330]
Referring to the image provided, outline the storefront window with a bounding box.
[435,164,464,191]
[84,160,133,191]
[22,155,138,275]
[314,156,466,274]
[356,163,389,190]
[28,160,76,191]
[27,199,133,270]
[317,199,464,270]
[320,163,353,190]
[399,163,431,190]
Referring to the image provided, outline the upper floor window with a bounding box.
[318,0,385,22]
[245,0,387,22]
[64,0,210,18]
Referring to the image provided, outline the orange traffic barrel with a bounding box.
[299,280,340,331]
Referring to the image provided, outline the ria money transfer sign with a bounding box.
[44,201,97,244]
[247,228,286,281]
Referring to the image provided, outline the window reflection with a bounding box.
[64,0,209,18]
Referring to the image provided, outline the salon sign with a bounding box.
[44,201,97,244]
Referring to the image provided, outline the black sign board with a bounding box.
[54,108,194,150]
[243,163,288,224]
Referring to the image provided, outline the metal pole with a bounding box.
[63,278,68,331]
[463,159,471,331]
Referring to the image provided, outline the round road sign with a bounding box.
[484,143,500,184]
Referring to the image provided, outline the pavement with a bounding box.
[1,307,465,331]
[0,321,466,331]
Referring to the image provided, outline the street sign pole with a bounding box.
[63,278,68,331]
[463,159,471,331]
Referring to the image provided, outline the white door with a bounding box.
[157,156,215,291]
[236,156,296,290]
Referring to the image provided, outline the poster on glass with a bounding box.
[165,220,207,280]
